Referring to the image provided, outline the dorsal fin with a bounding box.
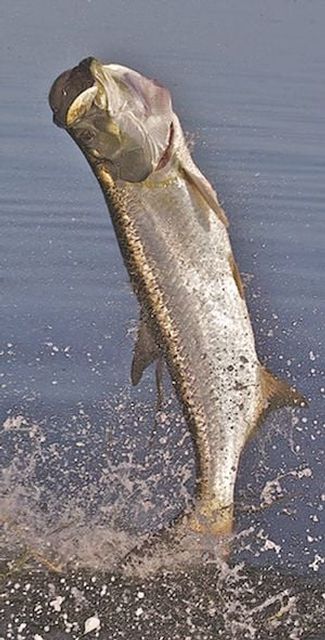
[261,367,307,412]
[180,165,229,227]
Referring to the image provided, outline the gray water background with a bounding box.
[1,0,324,576]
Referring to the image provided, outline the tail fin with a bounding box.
[186,499,234,537]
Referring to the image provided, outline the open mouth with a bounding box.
[49,57,100,129]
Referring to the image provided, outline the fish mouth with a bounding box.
[49,57,116,129]
[49,57,98,128]
[49,57,175,182]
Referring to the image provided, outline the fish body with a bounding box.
[49,58,304,536]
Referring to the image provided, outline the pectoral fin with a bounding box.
[131,317,160,386]
[180,164,229,227]
[261,367,307,412]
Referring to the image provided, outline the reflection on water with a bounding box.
[0,0,324,637]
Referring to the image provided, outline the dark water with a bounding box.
[1,1,324,637]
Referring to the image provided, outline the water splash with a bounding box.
[0,397,324,639]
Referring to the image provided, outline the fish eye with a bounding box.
[78,129,95,144]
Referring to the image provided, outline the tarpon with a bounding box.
[49,57,305,537]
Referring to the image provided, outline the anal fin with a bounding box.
[131,316,160,386]
[261,367,307,413]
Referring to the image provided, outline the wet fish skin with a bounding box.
[49,58,305,537]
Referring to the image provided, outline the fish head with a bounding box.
[49,57,175,182]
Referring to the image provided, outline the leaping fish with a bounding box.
[49,58,305,537]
